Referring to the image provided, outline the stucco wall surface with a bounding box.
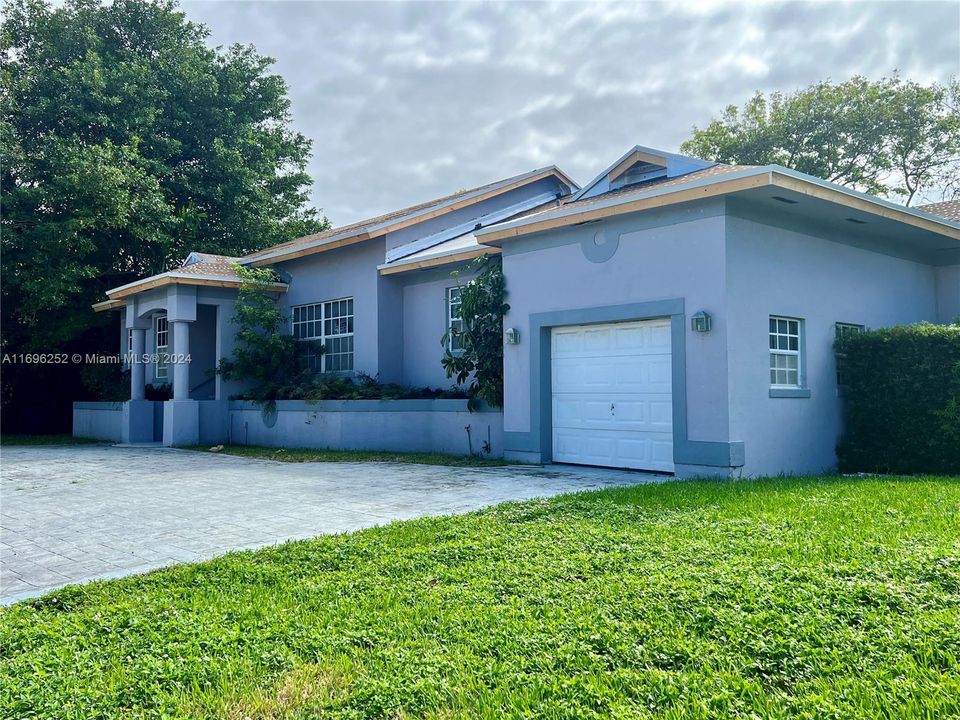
[724,214,939,476]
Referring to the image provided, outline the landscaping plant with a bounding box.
[441,255,509,406]
[836,321,960,473]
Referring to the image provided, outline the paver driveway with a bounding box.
[0,445,653,604]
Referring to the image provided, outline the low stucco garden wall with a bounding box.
[228,399,504,457]
[74,398,504,457]
[72,402,124,442]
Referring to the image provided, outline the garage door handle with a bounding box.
[610,403,615,415]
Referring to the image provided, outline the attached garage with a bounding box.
[551,318,674,472]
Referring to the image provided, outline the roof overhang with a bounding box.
[243,166,578,267]
[93,272,287,311]
[378,246,499,276]
[476,166,960,248]
[92,298,127,313]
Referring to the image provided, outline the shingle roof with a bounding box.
[176,252,242,279]
[918,200,960,222]
[243,166,575,263]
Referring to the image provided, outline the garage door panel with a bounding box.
[551,318,674,473]
[552,394,672,432]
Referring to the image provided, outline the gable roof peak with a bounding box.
[573,144,716,202]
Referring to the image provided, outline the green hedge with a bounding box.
[836,322,960,474]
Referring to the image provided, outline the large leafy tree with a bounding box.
[0,0,327,430]
[681,75,960,206]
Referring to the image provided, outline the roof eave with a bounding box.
[477,166,960,245]
[241,166,580,267]
[378,246,500,276]
[104,272,288,301]
[476,167,774,244]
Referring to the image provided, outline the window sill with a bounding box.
[769,387,811,399]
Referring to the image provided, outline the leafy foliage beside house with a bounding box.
[441,256,510,407]
[0,0,325,431]
[219,266,468,403]
[836,322,960,474]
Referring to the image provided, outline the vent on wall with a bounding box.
[845,217,868,225]
[771,195,798,204]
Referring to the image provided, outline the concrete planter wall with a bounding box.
[75,398,504,458]
[228,399,504,457]
[72,402,124,442]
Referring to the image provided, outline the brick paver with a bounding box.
[0,445,654,604]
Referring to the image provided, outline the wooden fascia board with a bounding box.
[92,298,127,312]
[606,149,667,183]
[244,168,574,267]
[106,275,287,300]
[378,246,499,275]
[245,231,373,267]
[770,172,960,241]
[478,172,773,244]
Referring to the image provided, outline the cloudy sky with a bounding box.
[183,1,959,226]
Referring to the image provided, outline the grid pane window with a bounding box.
[447,287,463,353]
[291,298,354,372]
[835,322,865,387]
[769,316,801,387]
[155,315,169,380]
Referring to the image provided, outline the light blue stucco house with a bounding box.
[80,145,960,478]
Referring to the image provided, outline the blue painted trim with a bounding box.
[769,388,811,398]
[504,299,744,469]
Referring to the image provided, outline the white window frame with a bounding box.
[155,314,169,380]
[769,316,802,389]
[447,286,464,354]
[291,297,354,372]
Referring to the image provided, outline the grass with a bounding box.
[186,444,517,467]
[0,434,99,446]
[2,475,959,718]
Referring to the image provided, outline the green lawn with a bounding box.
[2,475,959,719]
[187,444,516,467]
[0,434,99,446]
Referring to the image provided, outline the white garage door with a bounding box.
[551,318,674,472]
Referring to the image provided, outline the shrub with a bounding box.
[266,372,467,402]
[441,255,508,406]
[217,265,315,404]
[836,322,960,474]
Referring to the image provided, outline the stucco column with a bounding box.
[171,320,190,400]
[130,328,146,401]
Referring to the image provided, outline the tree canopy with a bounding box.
[681,75,960,206]
[1,0,327,349]
[0,0,327,431]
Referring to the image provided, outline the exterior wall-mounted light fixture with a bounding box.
[691,311,712,333]
[505,327,520,345]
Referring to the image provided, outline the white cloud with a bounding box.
[183,0,959,226]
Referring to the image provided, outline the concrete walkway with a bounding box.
[0,445,657,604]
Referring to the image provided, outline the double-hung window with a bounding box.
[292,298,354,372]
[447,287,463,354]
[155,315,169,380]
[835,322,864,388]
[769,316,801,388]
